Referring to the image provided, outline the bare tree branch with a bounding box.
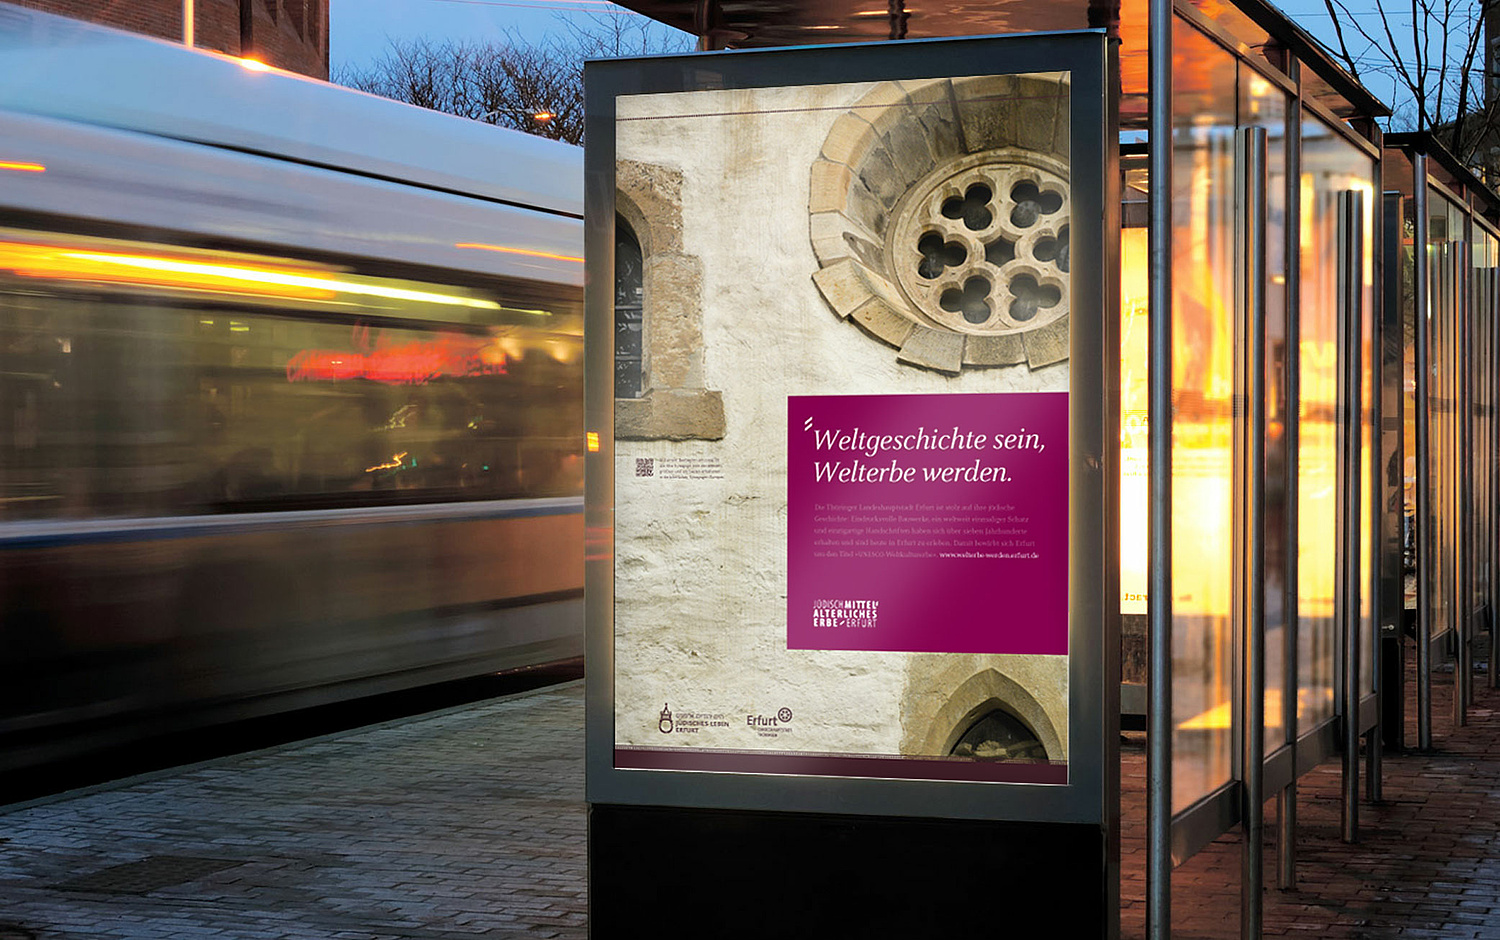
[333,18,691,146]
[1321,0,1363,79]
[1310,0,1500,182]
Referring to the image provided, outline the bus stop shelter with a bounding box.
[590,1,1500,936]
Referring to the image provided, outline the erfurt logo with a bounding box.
[747,707,793,727]
[659,703,673,734]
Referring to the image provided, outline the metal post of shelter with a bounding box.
[1367,178,1385,806]
[1339,188,1364,844]
[1492,258,1500,692]
[1147,0,1174,934]
[1237,125,1268,940]
[1457,212,1473,724]
[1277,54,1304,893]
[1413,156,1433,751]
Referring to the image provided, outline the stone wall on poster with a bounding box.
[613,80,1069,762]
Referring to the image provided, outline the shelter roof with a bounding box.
[610,0,1387,130]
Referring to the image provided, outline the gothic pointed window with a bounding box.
[950,708,1048,761]
[615,220,644,399]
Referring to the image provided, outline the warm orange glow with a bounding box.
[454,243,584,264]
[0,239,501,310]
[366,452,409,473]
[1178,701,1232,731]
[287,336,508,385]
[532,111,555,124]
[1179,690,1285,732]
[0,161,45,173]
[1119,227,1150,615]
[586,431,600,453]
[0,241,332,300]
[237,57,272,72]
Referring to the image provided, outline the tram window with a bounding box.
[0,230,583,519]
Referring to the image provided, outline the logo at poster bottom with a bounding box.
[656,706,732,735]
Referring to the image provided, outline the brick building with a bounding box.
[10,1,328,78]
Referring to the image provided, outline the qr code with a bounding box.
[635,458,654,477]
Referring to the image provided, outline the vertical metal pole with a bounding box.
[1278,62,1302,893]
[1486,262,1494,691]
[1445,245,1459,726]
[1414,159,1433,751]
[1147,0,1175,935]
[1463,209,1476,715]
[1458,226,1472,722]
[183,0,195,47]
[1445,245,1460,722]
[1278,60,1303,892]
[1482,257,1491,693]
[1339,189,1363,844]
[1491,264,1500,691]
[1239,126,1268,940]
[1368,182,1385,805]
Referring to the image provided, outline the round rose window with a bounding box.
[809,73,1072,374]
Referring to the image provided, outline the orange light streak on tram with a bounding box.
[454,243,584,264]
[0,241,332,300]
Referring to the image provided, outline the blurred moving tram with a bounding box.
[0,6,584,776]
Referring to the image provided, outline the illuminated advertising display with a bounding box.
[585,33,1116,822]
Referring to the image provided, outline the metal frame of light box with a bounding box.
[583,30,1121,826]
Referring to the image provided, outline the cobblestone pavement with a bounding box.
[0,682,586,940]
[1121,643,1500,939]
[6,651,1500,939]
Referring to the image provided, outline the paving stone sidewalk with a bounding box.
[6,656,1500,939]
[0,682,587,940]
[1121,648,1500,939]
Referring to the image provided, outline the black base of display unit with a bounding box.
[589,802,1110,938]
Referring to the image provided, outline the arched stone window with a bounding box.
[950,707,1048,761]
[613,159,724,440]
[809,74,1072,374]
[614,219,644,399]
[902,665,1065,760]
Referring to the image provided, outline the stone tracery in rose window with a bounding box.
[810,74,1072,375]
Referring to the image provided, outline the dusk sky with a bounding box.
[327,0,1458,119]
[330,0,685,72]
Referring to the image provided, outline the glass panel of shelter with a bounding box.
[1240,60,1291,757]
[1296,112,1342,738]
[1297,111,1376,734]
[1477,222,1500,687]
[1482,221,1500,692]
[1427,189,1464,650]
[1168,16,1239,816]
[1163,10,1378,847]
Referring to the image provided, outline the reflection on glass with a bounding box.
[1242,62,1290,752]
[1120,225,1150,619]
[1403,205,1417,619]
[0,229,584,519]
[1427,191,1465,644]
[1297,114,1373,724]
[1354,171,1376,700]
[1171,20,1237,812]
[1475,229,1498,623]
